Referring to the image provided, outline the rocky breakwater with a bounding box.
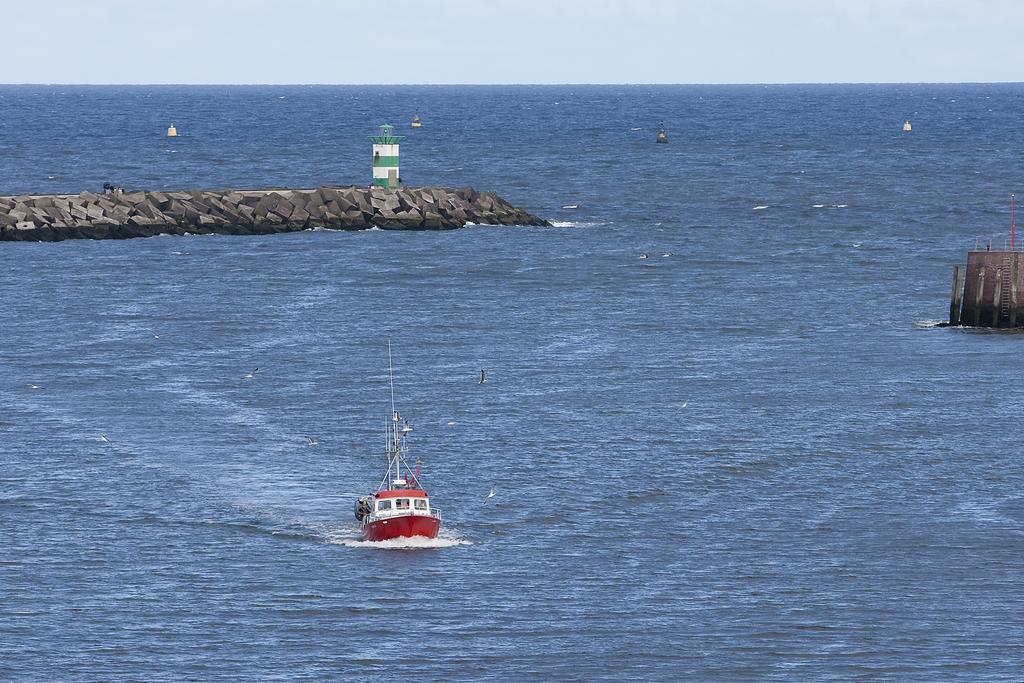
[0,186,549,241]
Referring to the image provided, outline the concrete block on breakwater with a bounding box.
[0,186,549,241]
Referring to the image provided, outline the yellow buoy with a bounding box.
[167,124,178,137]
[902,120,912,132]
[411,114,422,128]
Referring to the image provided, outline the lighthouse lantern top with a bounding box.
[370,123,404,145]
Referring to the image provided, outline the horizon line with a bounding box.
[2,81,1024,87]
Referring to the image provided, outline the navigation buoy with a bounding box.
[902,120,912,132]
[167,124,178,137]
[411,114,422,128]
[656,128,668,143]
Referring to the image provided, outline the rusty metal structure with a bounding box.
[949,251,1024,327]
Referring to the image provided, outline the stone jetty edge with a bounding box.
[0,186,550,241]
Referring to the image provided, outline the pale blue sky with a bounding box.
[3,0,1022,84]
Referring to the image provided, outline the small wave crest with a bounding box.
[551,220,608,228]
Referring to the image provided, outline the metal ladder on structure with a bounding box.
[999,255,1012,325]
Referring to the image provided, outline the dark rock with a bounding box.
[237,204,256,223]
[394,210,424,228]
[422,214,443,229]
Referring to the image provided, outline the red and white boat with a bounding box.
[353,346,441,542]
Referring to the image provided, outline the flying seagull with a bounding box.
[306,436,319,446]
[487,487,496,499]
[99,434,110,443]
[243,367,259,379]
[479,369,487,384]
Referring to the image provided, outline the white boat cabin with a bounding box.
[376,495,430,514]
[355,489,440,523]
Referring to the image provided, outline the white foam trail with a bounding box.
[561,204,579,209]
[329,533,472,550]
[812,204,825,208]
[551,221,578,228]
[753,205,769,211]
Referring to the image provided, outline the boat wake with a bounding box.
[325,530,472,550]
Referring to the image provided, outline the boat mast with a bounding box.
[388,339,396,420]
[387,338,400,488]
[378,339,420,491]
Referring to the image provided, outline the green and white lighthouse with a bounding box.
[370,123,403,189]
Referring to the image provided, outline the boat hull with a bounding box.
[362,514,440,542]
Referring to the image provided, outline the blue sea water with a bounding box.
[2,84,1024,680]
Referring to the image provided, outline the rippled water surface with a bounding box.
[2,85,1024,680]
